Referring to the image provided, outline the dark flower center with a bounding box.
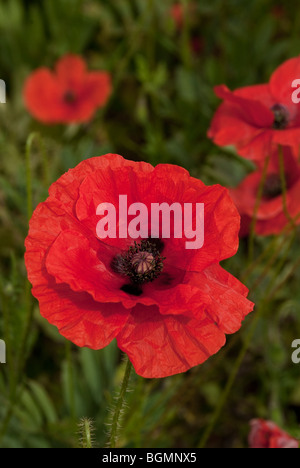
[64,90,77,104]
[271,104,289,129]
[262,174,283,199]
[112,240,165,292]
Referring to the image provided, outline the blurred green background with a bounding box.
[1,0,300,448]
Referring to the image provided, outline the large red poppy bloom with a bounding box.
[208,56,300,163]
[23,54,111,124]
[25,154,253,378]
[230,147,300,236]
[249,419,299,448]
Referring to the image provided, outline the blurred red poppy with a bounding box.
[25,154,253,378]
[23,54,112,124]
[208,56,300,164]
[249,419,299,448]
[170,2,203,55]
[171,3,184,29]
[230,147,300,236]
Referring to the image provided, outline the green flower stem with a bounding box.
[17,133,41,379]
[248,154,270,264]
[83,419,93,448]
[278,145,296,229]
[242,234,284,283]
[65,341,76,421]
[108,356,133,448]
[25,133,35,222]
[147,0,155,69]
[26,132,49,190]
[113,5,156,91]
[197,311,260,448]
[22,132,48,368]
[180,0,192,68]
[39,135,49,188]
[243,206,300,284]
[250,231,296,292]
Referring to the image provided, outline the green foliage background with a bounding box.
[0,0,300,448]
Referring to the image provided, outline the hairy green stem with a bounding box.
[108,356,132,448]
[79,417,94,448]
[84,419,92,448]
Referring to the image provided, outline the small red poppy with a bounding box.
[208,56,300,163]
[230,147,300,236]
[25,154,254,378]
[249,419,299,448]
[171,3,184,29]
[23,54,112,124]
[170,3,203,55]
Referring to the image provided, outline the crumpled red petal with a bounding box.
[117,304,226,378]
[116,263,253,378]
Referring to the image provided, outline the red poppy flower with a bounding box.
[230,147,300,236]
[25,154,253,378]
[208,56,300,163]
[249,419,299,448]
[23,54,112,124]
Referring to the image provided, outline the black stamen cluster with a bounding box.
[272,104,289,130]
[263,174,283,199]
[111,240,165,285]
